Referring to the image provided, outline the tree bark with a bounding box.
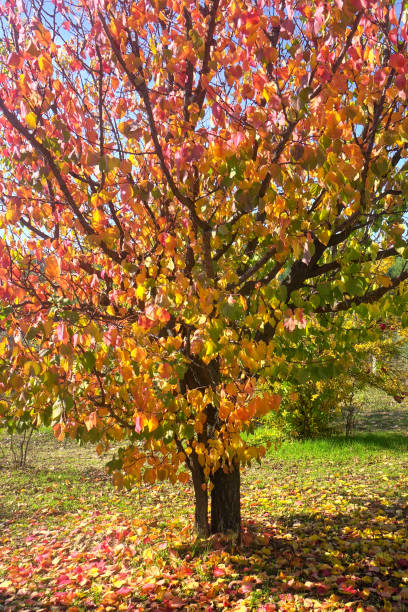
[210,463,241,538]
[182,358,242,538]
[191,457,209,537]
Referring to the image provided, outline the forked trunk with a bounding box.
[210,463,241,538]
[183,361,241,538]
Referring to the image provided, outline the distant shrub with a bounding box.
[0,402,35,467]
[265,335,408,440]
[270,379,347,439]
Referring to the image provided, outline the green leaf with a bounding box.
[309,294,321,309]
[106,457,123,471]
[52,401,63,422]
[0,306,12,320]
[310,183,321,198]
[180,424,195,440]
[80,351,96,372]
[345,278,365,297]
[25,326,41,341]
[123,262,139,273]
[319,134,331,150]
[293,368,309,384]
[62,392,74,411]
[291,290,303,307]
[317,283,331,299]
[277,285,287,302]
[367,243,379,261]
[107,156,121,171]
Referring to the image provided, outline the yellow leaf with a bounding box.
[319,228,331,246]
[23,360,41,376]
[143,548,154,561]
[147,415,159,432]
[118,121,130,134]
[0,580,12,589]
[325,111,342,138]
[92,208,105,229]
[136,284,145,300]
[378,274,392,288]
[25,112,37,129]
[204,339,217,357]
[6,206,20,223]
[38,53,53,77]
[131,346,146,361]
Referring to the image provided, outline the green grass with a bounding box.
[248,428,408,459]
[243,417,408,492]
[2,415,408,529]
[247,425,408,463]
[1,403,408,610]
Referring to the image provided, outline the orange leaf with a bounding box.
[45,255,61,278]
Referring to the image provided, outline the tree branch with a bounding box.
[315,269,408,313]
[0,96,123,265]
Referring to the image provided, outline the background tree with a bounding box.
[0,0,407,537]
[268,314,408,439]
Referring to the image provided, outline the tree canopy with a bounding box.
[0,0,407,535]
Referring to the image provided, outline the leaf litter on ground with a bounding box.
[1,431,408,611]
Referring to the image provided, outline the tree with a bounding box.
[0,0,407,538]
[269,313,408,439]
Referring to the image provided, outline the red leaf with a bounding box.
[395,74,406,90]
[56,322,69,344]
[389,53,406,72]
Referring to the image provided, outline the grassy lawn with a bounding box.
[1,410,408,611]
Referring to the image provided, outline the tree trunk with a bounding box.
[210,463,241,538]
[191,458,209,537]
[182,359,242,538]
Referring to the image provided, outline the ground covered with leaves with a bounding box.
[1,428,408,611]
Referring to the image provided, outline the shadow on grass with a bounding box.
[356,407,408,433]
[149,495,408,611]
[233,498,408,609]
[1,493,408,610]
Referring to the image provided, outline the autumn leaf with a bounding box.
[25,112,37,129]
[45,255,61,278]
[0,0,407,544]
[56,322,69,344]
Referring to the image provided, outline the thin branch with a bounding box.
[315,269,408,313]
[0,96,123,265]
